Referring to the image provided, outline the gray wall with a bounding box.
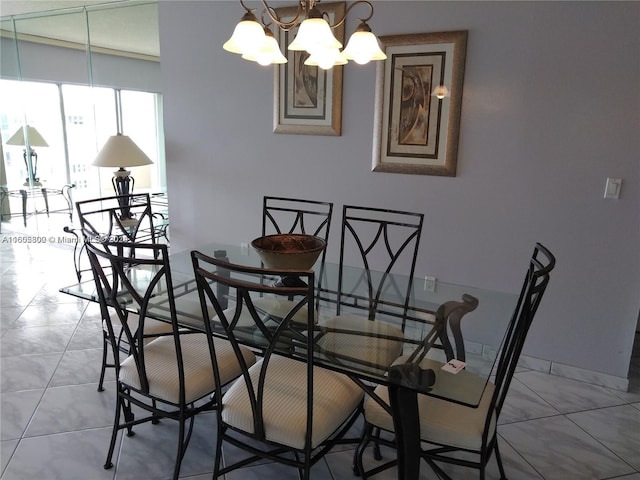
[159,1,639,382]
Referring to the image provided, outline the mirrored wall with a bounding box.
[0,1,164,232]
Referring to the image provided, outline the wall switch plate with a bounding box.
[424,276,436,292]
[604,178,622,199]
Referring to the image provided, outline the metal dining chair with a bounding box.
[191,249,363,479]
[86,240,256,480]
[315,205,425,375]
[76,194,172,391]
[261,196,333,283]
[355,243,556,480]
[76,193,160,246]
[69,193,159,282]
[254,196,334,317]
[355,292,479,469]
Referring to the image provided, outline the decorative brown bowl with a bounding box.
[251,234,326,271]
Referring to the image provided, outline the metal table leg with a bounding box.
[388,364,436,480]
[388,383,421,479]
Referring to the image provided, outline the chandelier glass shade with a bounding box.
[223,0,386,69]
[287,15,342,52]
[222,11,267,54]
[342,22,387,64]
[305,47,347,70]
[241,27,288,65]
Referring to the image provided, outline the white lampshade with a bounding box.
[288,17,342,52]
[6,125,49,147]
[223,11,266,55]
[242,27,288,65]
[305,47,347,70]
[93,134,153,168]
[342,28,387,65]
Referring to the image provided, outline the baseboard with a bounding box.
[469,341,630,392]
[515,353,628,392]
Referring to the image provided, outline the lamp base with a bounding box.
[112,168,135,220]
[22,149,41,187]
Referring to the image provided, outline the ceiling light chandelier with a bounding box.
[223,0,387,69]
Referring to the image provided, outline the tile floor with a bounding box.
[1,217,640,480]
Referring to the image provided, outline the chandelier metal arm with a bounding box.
[259,0,306,31]
[333,0,374,28]
[239,0,256,15]
[256,0,375,32]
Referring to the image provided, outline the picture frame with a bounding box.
[372,30,468,176]
[273,2,345,136]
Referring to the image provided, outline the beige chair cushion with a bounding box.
[119,333,256,404]
[315,315,404,374]
[142,319,175,338]
[222,355,364,449]
[364,374,496,451]
[106,312,174,345]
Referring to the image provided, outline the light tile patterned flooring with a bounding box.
[1,217,640,480]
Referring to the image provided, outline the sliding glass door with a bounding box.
[0,80,64,187]
[1,79,164,196]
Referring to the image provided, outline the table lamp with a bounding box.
[6,125,49,186]
[92,133,153,222]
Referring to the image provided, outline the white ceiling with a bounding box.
[0,0,159,58]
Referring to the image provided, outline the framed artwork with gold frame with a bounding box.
[372,30,468,176]
[273,2,345,136]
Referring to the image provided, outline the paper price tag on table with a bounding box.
[441,359,466,374]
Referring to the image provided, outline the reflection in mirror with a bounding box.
[0,17,19,80]
[0,18,18,222]
[1,80,65,187]
[88,2,159,58]
[0,1,164,235]
[1,1,158,58]
[15,11,89,84]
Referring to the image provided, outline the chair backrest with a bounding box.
[262,195,332,266]
[262,196,333,302]
[191,249,316,444]
[491,243,556,419]
[262,196,333,240]
[335,205,424,326]
[85,240,183,396]
[76,193,157,245]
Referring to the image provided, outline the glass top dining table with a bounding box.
[60,240,517,479]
